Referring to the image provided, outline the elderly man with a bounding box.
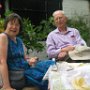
[46,10,86,61]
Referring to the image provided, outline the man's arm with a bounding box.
[46,34,61,58]
[58,45,75,60]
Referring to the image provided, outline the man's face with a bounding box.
[54,13,67,28]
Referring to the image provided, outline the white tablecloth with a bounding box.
[43,62,90,90]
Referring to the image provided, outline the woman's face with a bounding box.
[5,19,20,37]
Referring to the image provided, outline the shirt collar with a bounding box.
[55,27,71,34]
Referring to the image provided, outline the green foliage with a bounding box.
[67,16,90,42]
[0,18,4,33]
[4,10,13,17]
[34,17,55,40]
[20,17,55,52]
[20,18,44,51]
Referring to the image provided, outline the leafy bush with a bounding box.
[0,18,4,33]
[20,17,54,52]
[67,15,90,43]
[20,18,44,51]
[36,17,55,40]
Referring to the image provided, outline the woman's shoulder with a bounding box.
[0,33,8,45]
[0,33,7,40]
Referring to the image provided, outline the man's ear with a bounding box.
[52,18,55,26]
[65,16,68,20]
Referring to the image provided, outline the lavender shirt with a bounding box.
[46,27,86,58]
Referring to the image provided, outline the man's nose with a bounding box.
[57,18,61,22]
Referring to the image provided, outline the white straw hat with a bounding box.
[69,46,90,60]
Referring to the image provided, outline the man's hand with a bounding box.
[58,51,67,60]
[57,45,75,60]
[61,45,75,52]
[66,45,75,51]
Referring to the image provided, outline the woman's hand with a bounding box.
[4,87,16,90]
[28,57,38,66]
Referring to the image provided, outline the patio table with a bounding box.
[43,62,90,90]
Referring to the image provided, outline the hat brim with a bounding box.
[68,46,90,60]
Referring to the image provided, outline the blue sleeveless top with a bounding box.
[6,34,28,70]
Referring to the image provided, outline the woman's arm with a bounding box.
[23,44,38,66]
[0,34,15,90]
